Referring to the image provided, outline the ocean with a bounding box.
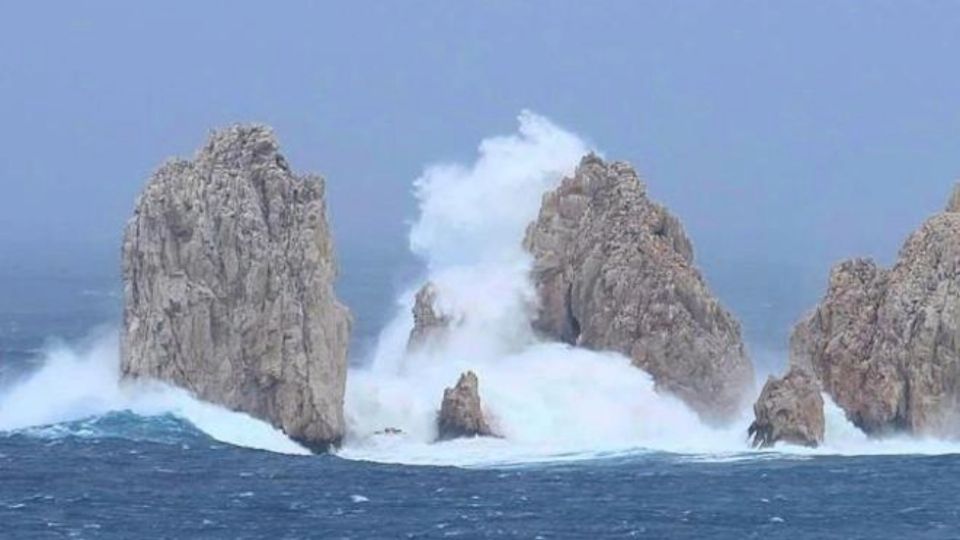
[4,114,960,539]
[4,255,960,540]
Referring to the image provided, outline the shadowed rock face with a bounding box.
[121,124,351,452]
[436,371,494,440]
[749,368,824,448]
[523,154,754,422]
[792,184,960,437]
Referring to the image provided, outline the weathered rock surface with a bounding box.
[121,124,351,451]
[436,371,494,440]
[792,184,960,436]
[523,154,754,422]
[748,367,824,448]
[408,282,453,350]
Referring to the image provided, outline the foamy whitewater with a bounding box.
[3,112,960,467]
[337,111,960,465]
[0,330,308,456]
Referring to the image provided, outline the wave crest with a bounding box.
[0,330,308,455]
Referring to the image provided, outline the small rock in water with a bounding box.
[436,371,496,441]
[748,367,824,448]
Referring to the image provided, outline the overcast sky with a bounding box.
[2,2,959,347]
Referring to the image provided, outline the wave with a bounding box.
[337,111,960,467]
[5,111,960,468]
[0,329,308,456]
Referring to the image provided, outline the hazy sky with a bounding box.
[2,2,960,346]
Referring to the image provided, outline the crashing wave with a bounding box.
[0,330,308,456]
[5,111,960,467]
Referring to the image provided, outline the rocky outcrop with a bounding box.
[408,282,452,350]
[523,154,753,422]
[121,124,351,452]
[436,371,494,440]
[792,184,960,437]
[748,368,824,448]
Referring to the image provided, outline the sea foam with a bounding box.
[4,111,960,467]
[339,111,960,466]
[0,329,308,455]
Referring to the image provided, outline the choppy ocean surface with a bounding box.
[4,117,960,538]
[5,415,960,540]
[2,275,960,539]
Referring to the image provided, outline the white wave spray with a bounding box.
[339,111,748,466]
[339,110,960,466]
[0,329,308,455]
[4,110,960,465]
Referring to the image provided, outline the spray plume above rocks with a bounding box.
[394,113,754,436]
[523,154,755,422]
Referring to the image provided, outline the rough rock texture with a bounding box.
[523,154,754,422]
[408,282,453,350]
[748,368,824,448]
[121,124,351,452]
[792,184,960,436]
[436,371,494,440]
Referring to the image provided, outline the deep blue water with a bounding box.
[4,273,960,539]
[3,416,960,539]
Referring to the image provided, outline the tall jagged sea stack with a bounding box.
[751,184,960,446]
[790,184,960,437]
[121,125,351,451]
[523,154,754,422]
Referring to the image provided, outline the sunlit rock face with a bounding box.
[121,124,351,452]
[407,282,453,351]
[792,184,960,437]
[523,154,754,423]
[436,371,495,441]
[749,367,824,448]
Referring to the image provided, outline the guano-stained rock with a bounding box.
[523,154,754,422]
[748,367,824,448]
[436,371,494,440]
[792,183,960,437]
[121,124,351,452]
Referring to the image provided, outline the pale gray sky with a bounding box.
[2,2,959,349]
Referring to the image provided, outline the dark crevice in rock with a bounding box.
[524,154,753,422]
[563,284,581,345]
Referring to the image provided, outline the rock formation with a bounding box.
[791,184,960,437]
[748,367,824,448]
[408,282,453,350]
[523,154,754,422]
[436,371,494,440]
[121,124,351,452]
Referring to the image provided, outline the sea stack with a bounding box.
[788,184,960,437]
[748,367,824,448]
[120,125,351,452]
[436,371,495,440]
[523,154,754,422]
